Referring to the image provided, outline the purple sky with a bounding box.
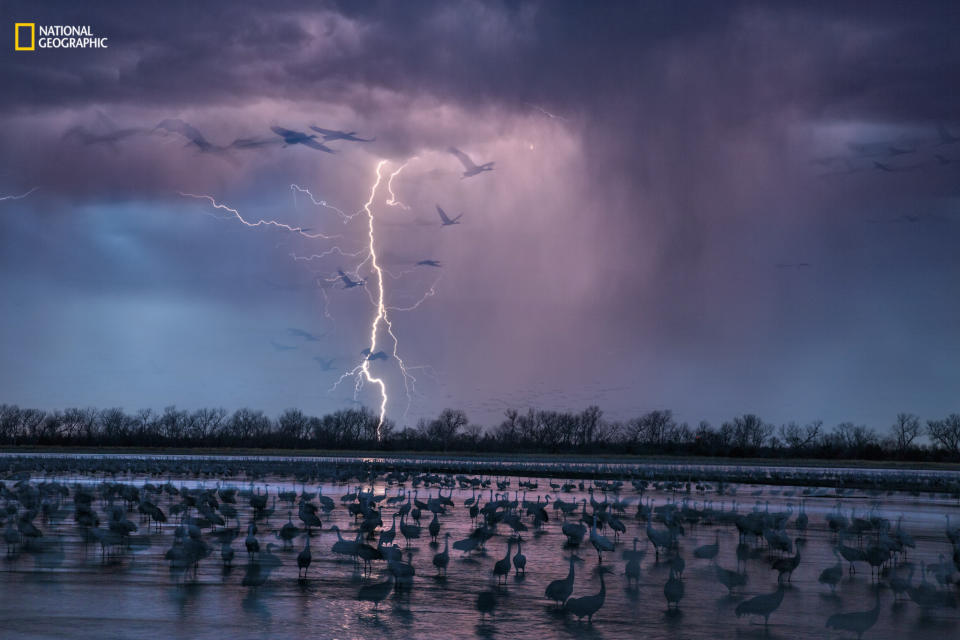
[1,1,959,431]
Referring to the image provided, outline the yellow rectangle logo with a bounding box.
[15,23,35,51]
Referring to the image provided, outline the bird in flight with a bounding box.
[416,260,442,267]
[270,126,336,153]
[287,328,324,341]
[448,147,494,178]
[313,356,336,371]
[270,340,297,352]
[309,126,375,142]
[154,119,223,153]
[361,348,389,361]
[337,269,365,289]
[435,205,462,226]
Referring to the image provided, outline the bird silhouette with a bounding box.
[545,555,576,607]
[818,548,843,592]
[297,536,312,578]
[735,584,785,629]
[358,573,394,610]
[513,539,526,575]
[825,589,881,639]
[433,533,450,576]
[565,569,606,622]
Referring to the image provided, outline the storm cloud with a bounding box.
[1,1,958,430]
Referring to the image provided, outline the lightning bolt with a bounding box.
[290,184,364,223]
[358,160,390,437]
[184,158,433,437]
[0,187,39,201]
[385,158,416,209]
[178,192,339,239]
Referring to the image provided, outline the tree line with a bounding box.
[0,403,958,461]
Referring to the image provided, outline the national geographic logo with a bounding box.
[14,23,108,50]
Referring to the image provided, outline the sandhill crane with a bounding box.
[545,555,576,607]
[889,563,914,601]
[590,515,615,562]
[565,570,606,622]
[819,548,843,592]
[379,513,397,547]
[433,533,450,576]
[244,522,259,558]
[562,521,587,545]
[297,536,312,578]
[623,538,645,586]
[664,567,685,610]
[646,520,673,560]
[388,548,416,591]
[493,540,513,584]
[670,553,685,579]
[513,539,526,575]
[358,573,394,610]
[795,501,809,535]
[837,535,866,573]
[400,514,421,547]
[476,590,497,619]
[735,584,785,629]
[715,564,748,595]
[825,589,881,639]
[772,539,801,583]
[694,531,719,561]
[330,525,359,563]
[278,512,298,549]
[220,540,235,567]
[429,513,441,542]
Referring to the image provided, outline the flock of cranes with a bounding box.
[0,455,958,637]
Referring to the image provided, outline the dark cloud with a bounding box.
[0,1,958,429]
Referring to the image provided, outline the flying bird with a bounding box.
[887,146,914,156]
[435,205,462,226]
[313,357,336,371]
[270,341,297,352]
[229,137,281,150]
[337,269,364,289]
[873,161,921,173]
[287,328,324,341]
[309,126,375,142]
[361,348,388,361]
[448,147,494,178]
[416,260,442,267]
[270,126,336,153]
[154,119,222,153]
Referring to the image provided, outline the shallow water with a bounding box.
[1,458,958,639]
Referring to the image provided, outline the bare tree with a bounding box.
[99,407,131,440]
[890,413,921,452]
[779,420,823,451]
[832,422,878,450]
[927,414,960,454]
[187,407,226,440]
[277,408,310,442]
[626,410,676,446]
[726,414,772,449]
[422,409,468,450]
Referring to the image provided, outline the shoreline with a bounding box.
[2,444,958,472]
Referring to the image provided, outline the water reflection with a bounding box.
[0,459,956,639]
